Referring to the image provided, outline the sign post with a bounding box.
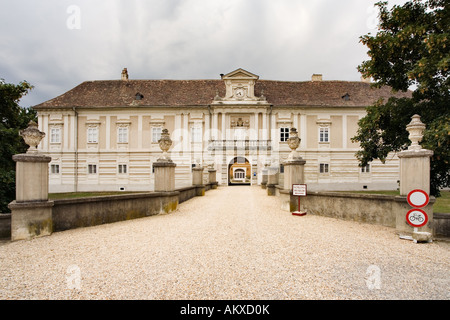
[292,184,307,216]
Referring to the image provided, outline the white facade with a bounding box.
[35,68,402,193]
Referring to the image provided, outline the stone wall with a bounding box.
[0,214,11,239]
[434,212,450,238]
[52,191,179,232]
[276,187,437,236]
[0,183,217,239]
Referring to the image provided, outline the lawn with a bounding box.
[339,190,449,213]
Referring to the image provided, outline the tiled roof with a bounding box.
[34,78,411,109]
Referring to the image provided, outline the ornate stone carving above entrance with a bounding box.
[230,115,250,128]
[213,68,268,105]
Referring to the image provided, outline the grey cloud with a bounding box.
[0,0,410,108]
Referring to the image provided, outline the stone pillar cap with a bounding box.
[12,153,51,163]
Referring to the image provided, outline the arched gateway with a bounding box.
[228,157,251,186]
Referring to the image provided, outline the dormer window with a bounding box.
[135,93,144,100]
[342,93,350,101]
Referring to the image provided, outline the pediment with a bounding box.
[212,68,268,105]
[221,68,259,81]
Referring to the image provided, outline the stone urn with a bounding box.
[286,127,301,161]
[158,128,173,161]
[19,120,45,154]
[406,114,426,151]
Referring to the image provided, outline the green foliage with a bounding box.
[358,0,449,98]
[354,0,449,196]
[422,113,450,196]
[0,78,36,213]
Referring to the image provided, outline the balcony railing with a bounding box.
[208,140,272,151]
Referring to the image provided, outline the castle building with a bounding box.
[34,68,410,193]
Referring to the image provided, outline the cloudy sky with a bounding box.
[0,0,409,108]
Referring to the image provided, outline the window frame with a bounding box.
[87,126,99,143]
[50,127,61,143]
[50,164,60,174]
[88,164,97,174]
[152,127,162,143]
[319,127,330,143]
[118,164,127,174]
[117,126,128,143]
[191,126,202,143]
[361,164,371,173]
[319,163,329,174]
[280,127,290,142]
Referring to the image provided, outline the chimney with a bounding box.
[121,68,129,81]
[360,76,371,83]
[311,74,322,82]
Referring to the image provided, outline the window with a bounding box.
[87,127,98,143]
[51,164,60,174]
[118,127,128,143]
[361,164,370,173]
[152,127,162,143]
[50,128,61,143]
[319,163,329,173]
[118,164,127,174]
[280,127,289,142]
[88,164,97,174]
[234,169,245,180]
[319,127,329,142]
[191,127,202,142]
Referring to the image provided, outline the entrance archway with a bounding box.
[228,157,251,186]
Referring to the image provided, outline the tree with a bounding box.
[0,78,36,213]
[353,0,449,196]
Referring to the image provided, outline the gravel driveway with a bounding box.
[0,186,449,300]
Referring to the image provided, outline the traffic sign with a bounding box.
[406,209,428,228]
[407,189,429,208]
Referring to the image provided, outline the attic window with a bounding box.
[342,93,350,101]
[135,93,144,100]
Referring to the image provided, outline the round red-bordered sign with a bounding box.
[407,189,429,208]
[406,209,428,227]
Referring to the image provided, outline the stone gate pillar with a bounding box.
[8,121,54,241]
[208,163,218,189]
[398,115,434,195]
[261,165,268,189]
[282,128,306,212]
[396,115,434,238]
[266,166,279,196]
[154,129,176,192]
[192,162,205,196]
[283,128,306,191]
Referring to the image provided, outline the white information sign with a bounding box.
[292,184,307,196]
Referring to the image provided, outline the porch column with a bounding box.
[221,113,226,140]
[254,112,259,140]
[262,112,267,140]
[213,112,218,140]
